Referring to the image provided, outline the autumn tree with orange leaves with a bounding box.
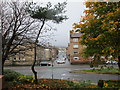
[74,1,120,69]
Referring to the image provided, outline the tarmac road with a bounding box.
[4,60,120,83]
[4,51,120,83]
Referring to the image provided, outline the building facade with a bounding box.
[67,31,90,64]
[4,44,58,66]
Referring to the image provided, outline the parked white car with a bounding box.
[106,61,112,64]
[56,59,65,64]
[111,61,118,64]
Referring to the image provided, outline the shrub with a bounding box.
[17,75,35,84]
[90,63,98,68]
[4,69,23,82]
[75,80,93,88]
[38,79,69,88]
[104,80,120,88]
[66,80,97,88]
[98,80,104,88]
[65,80,74,88]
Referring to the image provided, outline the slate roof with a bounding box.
[70,33,82,38]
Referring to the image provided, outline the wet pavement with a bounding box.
[4,61,120,83]
[4,52,120,83]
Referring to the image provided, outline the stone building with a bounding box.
[4,43,58,66]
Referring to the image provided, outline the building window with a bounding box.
[73,38,78,42]
[73,57,79,60]
[18,57,21,61]
[23,58,26,61]
[73,44,78,48]
[13,57,16,61]
[73,51,78,54]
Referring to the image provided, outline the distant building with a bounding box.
[45,46,58,60]
[51,47,59,60]
[5,43,43,65]
[4,43,58,66]
[44,49,51,60]
[67,31,90,64]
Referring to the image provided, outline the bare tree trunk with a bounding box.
[31,20,45,84]
[31,43,38,84]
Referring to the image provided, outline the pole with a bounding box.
[0,33,2,75]
[50,47,54,79]
[52,61,53,79]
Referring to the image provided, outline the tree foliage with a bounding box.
[27,2,67,83]
[73,1,120,58]
[28,2,67,23]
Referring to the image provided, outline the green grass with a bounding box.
[69,68,120,74]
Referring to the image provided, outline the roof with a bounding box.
[70,33,82,38]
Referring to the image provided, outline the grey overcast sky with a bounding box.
[52,2,85,48]
[50,1,85,48]
[38,0,86,48]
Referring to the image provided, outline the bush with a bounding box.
[38,79,70,88]
[17,75,34,84]
[90,63,98,68]
[104,80,120,88]
[4,69,23,82]
[66,80,97,88]
[74,80,93,88]
[98,80,104,88]
[65,80,74,88]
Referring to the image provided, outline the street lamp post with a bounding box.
[49,45,54,80]
[51,59,54,79]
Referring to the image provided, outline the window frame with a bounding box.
[73,38,78,42]
[73,44,78,48]
[73,57,79,60]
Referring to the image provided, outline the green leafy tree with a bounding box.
[73,1,120,69]
[28,2,67,83]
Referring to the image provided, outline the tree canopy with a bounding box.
[73,1,120,58]
[28,2,67,23]
[27,1,67,83]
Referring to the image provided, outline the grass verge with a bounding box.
[69,68,120,75]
